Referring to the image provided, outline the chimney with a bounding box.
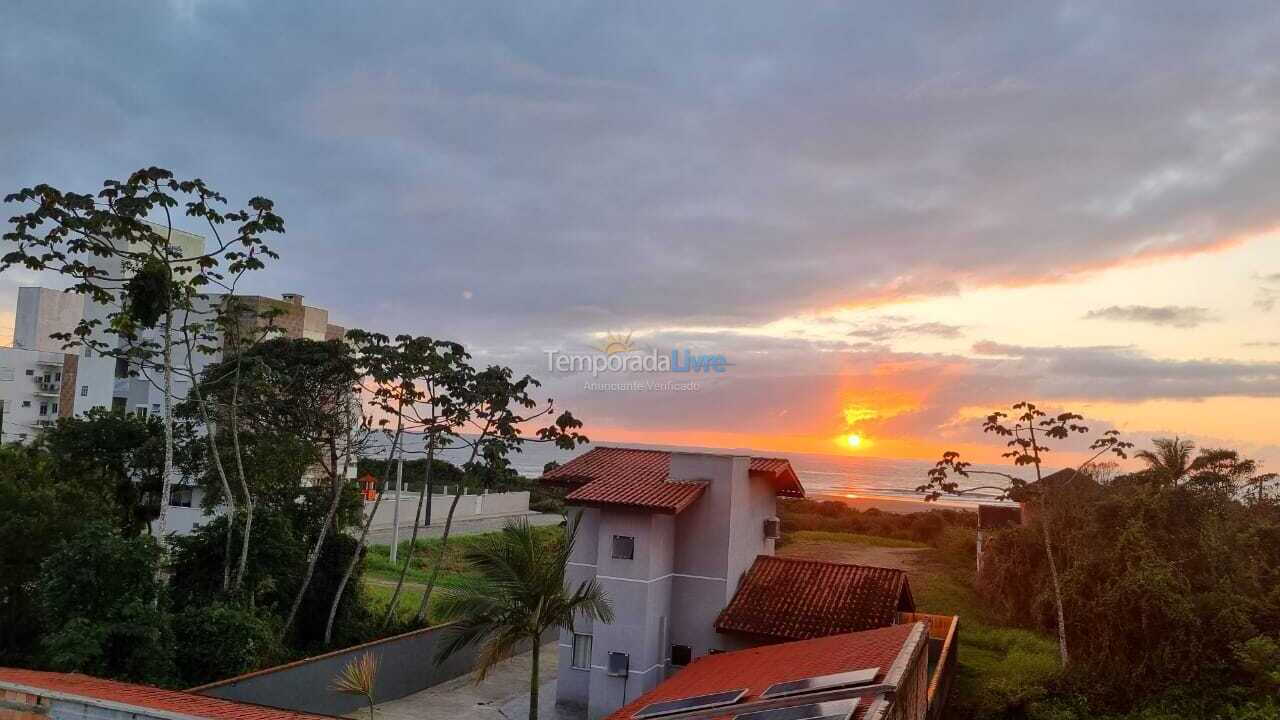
[281,293,304,306]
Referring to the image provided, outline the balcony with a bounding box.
[33,381,60,396]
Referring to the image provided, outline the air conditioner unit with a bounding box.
[607,651,630,678]
[763,517,781,540]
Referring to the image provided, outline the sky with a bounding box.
[1,1,1278,470]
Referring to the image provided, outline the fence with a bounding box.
[364,489,531,529]
[191,623,553,716]
[897,613,959,720]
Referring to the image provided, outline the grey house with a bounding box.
[542,447,809,718]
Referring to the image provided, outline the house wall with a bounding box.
[556,452,782,718]
[586,510,674,719]
[557,506,601,712]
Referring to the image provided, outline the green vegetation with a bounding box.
[434,518,611,720]
[784,431,1280,719]
[782,529,928,549]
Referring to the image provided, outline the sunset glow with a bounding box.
[845,433,863,449]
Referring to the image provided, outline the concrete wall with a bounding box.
[194,624,554,716]
[363,490,530,529]
[14,287,85,353]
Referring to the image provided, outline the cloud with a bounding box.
[845,317,965,342]
[1256,273,1280,311]
[2,3,1280,343]
[972,341,1280,400]
[1082,304,1214,328]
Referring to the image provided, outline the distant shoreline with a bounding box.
[809,491,986,515]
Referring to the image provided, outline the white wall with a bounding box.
[363,490,531,529]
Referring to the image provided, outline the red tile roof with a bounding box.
[542,447,804,513]
[565,478,709,514]
[605,624,919,720]
[0,668,335,720]
[715,556,914,641]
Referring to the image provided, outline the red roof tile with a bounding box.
[0,668,335,720]
[715,556,914,641]
[542,447,804,514]
[605,624,919,720]
[565,478,709,514]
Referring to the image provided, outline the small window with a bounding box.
[170,487,193,508]
[38,403,47,416]
[50,402,58,414]
[136,406,148,419]
[21,400,30,408]
[671,644,692,667]
[612,535,634,560]
[151,403,160,412]
[80,385,88,397]
[53,372,61,381]
[24,369,33,376]
[571,633,592,669]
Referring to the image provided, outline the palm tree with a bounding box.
[1135,437,1196,487]
[435,517,613,720]
[331,652,379,720]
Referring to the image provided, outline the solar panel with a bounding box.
[733,699,860,720]
[759,668,880,700]
[633,689,748,719]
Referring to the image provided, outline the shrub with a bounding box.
[37,522,174,684]
[178,602,281,685]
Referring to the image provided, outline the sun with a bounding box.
[845,433,863,449]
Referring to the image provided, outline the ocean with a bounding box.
[384,436,1015,509]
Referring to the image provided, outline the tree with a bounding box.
[2,167,281,538]
[917,401,1131,665]
[36,522,174,683]
[0,444,114,664]
[1134,437,1196,487]
[203,337,371,639]
[178,602,281,686]
[412,363,587,625]
[39,409,167,537]
[329,332,470,640]
[331,652,379,720]
[435,518,612,720]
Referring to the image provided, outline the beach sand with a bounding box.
[810,492,978,515]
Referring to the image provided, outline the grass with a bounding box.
[894,539,1064,720]
[783,529,928,549]
[360,523,564,627]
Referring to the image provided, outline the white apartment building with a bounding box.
[0,225,350,534]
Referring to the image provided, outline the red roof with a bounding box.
[605,624,919,720]
[0,668,335,720]
[715,556,914,641]
[542,447,804,513]
[565,478,709,514]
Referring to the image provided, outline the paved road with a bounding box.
[364,512,564,546]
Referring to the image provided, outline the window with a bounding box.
[135,406,148,419]
[38,402,47,416]
[21,400,30,408]
[50,402,58,414]
[170,487,193,508]
[612,535,635,560]
[114,357,130,378]
[24,369,33,376]
[151,403,160,413]
[80,385,88,397]
[571,633,592,669]
[671,644,692,667]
